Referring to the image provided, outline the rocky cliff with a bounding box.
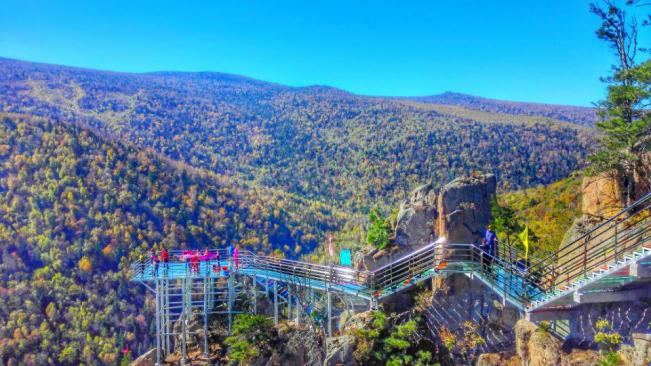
[356,173,496,271]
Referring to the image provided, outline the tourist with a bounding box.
[191,250,200,273]
[151,249,159,276]
[138,253,146,275]
[481,225,497,274]
[161,246,169,273]
[233,245,240,271]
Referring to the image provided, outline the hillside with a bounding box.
[0,58,595,212]
[408,92,597,127]
[498,174,583,254]
[0,113,351,365]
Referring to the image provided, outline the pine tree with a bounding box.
[588,1,651,205]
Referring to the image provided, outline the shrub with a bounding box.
[224,314,274,365]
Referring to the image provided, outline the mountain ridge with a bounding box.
[0,57,596,120]
[0,57,595,213]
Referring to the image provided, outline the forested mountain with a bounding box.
[408,92,597,127]
[0,58,598,364]
[498,174,583,253]
[0,58,595,212]
[0,113,349,365]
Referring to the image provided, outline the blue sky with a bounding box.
[1,1,648,106]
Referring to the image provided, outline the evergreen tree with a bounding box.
[366,207,392,250]
[589,1,651,204]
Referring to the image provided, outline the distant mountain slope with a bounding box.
[0,113,349,365]
[0,58,595,212]
[499,173,583,253]
[407,92,597,127]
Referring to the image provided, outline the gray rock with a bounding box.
[129,349,156,366]
[324,335,356,366]
[437,174,496,244]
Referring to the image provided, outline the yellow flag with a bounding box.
[518,226,529,260]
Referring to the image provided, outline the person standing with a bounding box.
[481,225,497,274]
[138,253,146,276]
[161,246,169,274]
[233,245,240,271]
[151,249,159,276]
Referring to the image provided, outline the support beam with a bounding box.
[252,276,257,314]
[631,262,651,279]
[287,285,292,321]
[155,280,161,366]
[327,291,332,337]
[526,308,574,322]
[573,287,651,304]
[203,274,209,356]
[164,279,170,356]
[273,281,279,325]
[228,275,234,334]
[181,278,188,365]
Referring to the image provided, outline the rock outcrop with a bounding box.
[324,335,356,366]
[394,182,439,249]
[357,173,496,271]
[620,333,651,366]
[581,172,625,219]
[426,273,520,361]
[475,352,520,366]
[437,174,496,243]
[130,349,156,366]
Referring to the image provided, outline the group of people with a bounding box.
[142,245,241,276]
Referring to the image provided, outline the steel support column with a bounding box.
[273,281,279,325]
[327,290,332,337]
[203,273,209,356]
[155,279,161,366]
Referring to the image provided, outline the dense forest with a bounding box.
[409,92,597,127]
[498,174,583,253]
[0,58,598,365]
[0,58,595,212]
[0,113,351,365]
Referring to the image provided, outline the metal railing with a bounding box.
[524,192,651,302]
[131,192,651,309]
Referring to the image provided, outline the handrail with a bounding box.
[529,191,651,269]
[132,191,651,310]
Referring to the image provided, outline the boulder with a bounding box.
[563,349,600,366]
[324,335,356,366]
[129,349,156,366]
[395,183,439,248]
[278,327,323,366]
[581,172,625,219]
[476,352,521,366]
[515,319,562,366]
[631,332,651,366]
[437,174,496,244]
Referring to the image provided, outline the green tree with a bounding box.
[366,207,392,250]
[224,314,274,365]
[588,1,651,205]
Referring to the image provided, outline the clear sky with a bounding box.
[1,1,648,106]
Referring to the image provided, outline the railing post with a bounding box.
[252,276,257,314]
[273,281,278,325]
[583,235,589,280]
[614,222,619,263]
[326,290,332,337]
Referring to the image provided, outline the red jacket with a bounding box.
[161,249,169,262]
